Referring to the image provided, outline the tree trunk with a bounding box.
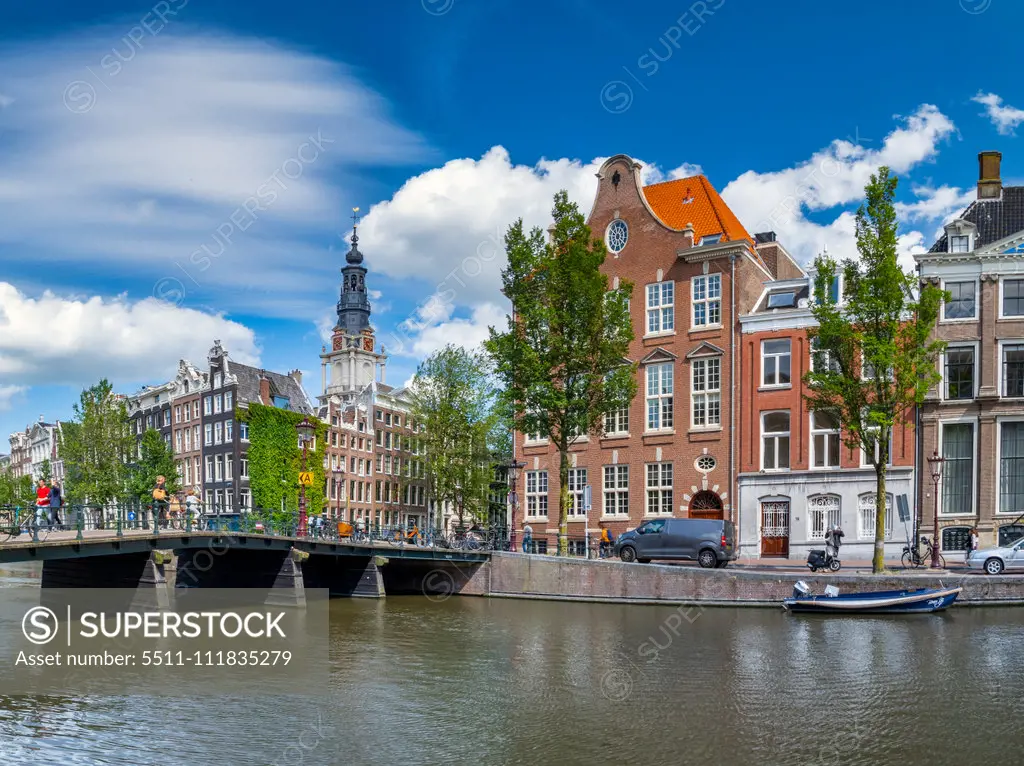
[873,464,888,574]
[558,446,570,556]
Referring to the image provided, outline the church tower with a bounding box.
[320,209,387,403]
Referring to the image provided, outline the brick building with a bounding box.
[736,272,916,560]
[917,150,1024,551]
[514,154,801,551]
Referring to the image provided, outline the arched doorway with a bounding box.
[689,490,723,520]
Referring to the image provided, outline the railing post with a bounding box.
[31,508,40,543]
[585,532,591,559]
[75,505,84,541]
[116,504,123,538]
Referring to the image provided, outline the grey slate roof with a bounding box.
[230,363,314,414]
[929,186,1024,252]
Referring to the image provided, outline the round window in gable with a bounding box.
[695,455,716,473]
[606,219,629,253]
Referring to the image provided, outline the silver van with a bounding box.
[614,518,737,568]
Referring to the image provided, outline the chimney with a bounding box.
[289,369,302,387]
[258,372,271,406]
[682,223,695,247]
[978,151,1002,199]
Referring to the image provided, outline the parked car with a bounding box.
[614,518,736,568]
[967,536,1024,575]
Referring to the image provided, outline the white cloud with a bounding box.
[0,384,26,411]
[0,30,428,314]
[0,282,259,387]
[973,92,1024,136]
[391,302,507,359]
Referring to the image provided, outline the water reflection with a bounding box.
[0,594,1022,765]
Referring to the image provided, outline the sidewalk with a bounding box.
[729,557,976,574]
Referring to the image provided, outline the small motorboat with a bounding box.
[782,581,962,614]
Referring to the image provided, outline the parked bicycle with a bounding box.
[0,506,54,542]
[902,536,946,569]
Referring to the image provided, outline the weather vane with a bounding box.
[351,207,361,227]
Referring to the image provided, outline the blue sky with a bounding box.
[1,0,1022,442]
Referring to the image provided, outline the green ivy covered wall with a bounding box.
[235,403,327,514]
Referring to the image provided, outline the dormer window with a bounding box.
[950,235,970,253]
[699,233,722,246]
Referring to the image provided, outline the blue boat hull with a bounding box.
[782,587,962,614]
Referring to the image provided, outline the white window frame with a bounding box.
[857,492,895,540]
[225,456,233,481]
[807,494,842,541]
[691,274,722,329]
[224,390,233,411]
[240,422,250,442]
[996,417,1024,516]
[810,411,841,470]
[691,357,721,429]
[525,470,548,519]
[940,279,979,322]
[215,455,223,482]
[999,340,1024,398]
[645,362,674,432]
[948,234,971,254]
[240,454,249,478]
[602,465,629,517]
[1000,277,1024,319]
[204,456,214,483]
[645,281,675,336]
[184,429,191,452]
[938,418,978,517]
[761,338,792,388]
[214,421,223,445]
[203,396,212,416]
[213,372,223,389]
[645,462,673,516]
[225,419,233,441]
[941,342,977,402]
[761,411,791,472]
[204,424,213,446]
[603,406,629,437]
[214,394,223,414]
[860,426,894,468]
[567,468,587,517]
[174,431,182,453]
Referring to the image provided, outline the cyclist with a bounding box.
[185,488,201,528]
[599,523,614,557]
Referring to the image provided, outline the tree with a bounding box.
[0,468,34,507]
[39,459,52,484]
[486,191,637,554]
[127,428,180,502]
[59,380,136,504]
[805,167,944,573]
[410,345,499,529]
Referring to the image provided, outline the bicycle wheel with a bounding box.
[937,553,946,568]
[0,510,15,542]
[901,551,914,569]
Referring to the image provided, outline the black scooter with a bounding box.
[806,545,841,572]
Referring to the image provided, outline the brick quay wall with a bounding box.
[455,553,1024,607]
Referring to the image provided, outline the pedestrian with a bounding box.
[151,475,169,529]
[522,522,533,554]
[48,479,63,530]
[34,478,50,530]
[967,527,980,565]
[599,522,614,557]
[185,488,201,528]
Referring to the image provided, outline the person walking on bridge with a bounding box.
[522,523,533,554]
[152,476,169,529]
[34,479,50,530]
[48,479,63,531]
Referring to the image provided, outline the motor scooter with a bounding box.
[806,542,841,572]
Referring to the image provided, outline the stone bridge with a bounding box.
[0,529,489,606]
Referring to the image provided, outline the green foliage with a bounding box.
[410,345,500,526]
[805,167,945,572]
[485,191,637,550]
[236,403,327,515]
[127,428,180,502]
[38,459,52,483]
[59,379,136,504]
[0,469,35,507]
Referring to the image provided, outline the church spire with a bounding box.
[335,207,372,336]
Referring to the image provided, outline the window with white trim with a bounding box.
[214,394,222,414]
[811,339,841,374]
[204,424,212,446]
[225,419,233,441]
[808,495,841,540]
[213,372,223,389]
[225,456,233,481]
[762,339,792,387]
[949,235,970,253]
[941,422,974,515]
[1003,344,1024,397]
[646,282,674,334]
[810,411,841,469]
[1004,279,1024,317]
[214,455,223,481]
[943,281,976,320]
[762,411,790,470]
[691,357,721,428]
[646,363,674,431]
[203,396,212,415]
[174,431,182,453]
[205,456,214,483]
[567,468,587,517]
[692,274,721,327]
[239,422,249,441]
[240,454,249,478]
[214,421,223,445]
[604,406,629,436]
[645,462,673,515]
[858,493,894,539]
[526,471,548,518]
[603,465,629,516]
[224,390,233,411]
[1000,422,1024,516]
[184,429,191,452]
[946,347,975,400]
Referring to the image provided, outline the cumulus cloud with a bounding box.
[0,282,259,387]
[0,30,428,315]
[0,384,26,411]
[973,92,1024,136]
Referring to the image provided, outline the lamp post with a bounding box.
[927,450,945,568]
[296,416,316,537]
[505,459,525,552]
[333,466,343,524]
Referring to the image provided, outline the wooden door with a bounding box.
[761,500,790,557]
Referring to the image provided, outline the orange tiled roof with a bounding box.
[642,175,753,245]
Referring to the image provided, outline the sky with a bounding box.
[1,0,1023,442]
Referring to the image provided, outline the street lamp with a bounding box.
[505,459,526,552]
[927,450,945,568]
[333,466,344,524]
[296,416,316,537]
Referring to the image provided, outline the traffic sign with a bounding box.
[584,485,592,512]
[298,472,315,486]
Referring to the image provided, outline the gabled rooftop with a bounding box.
[642,174,753,245]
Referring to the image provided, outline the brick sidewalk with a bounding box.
[730,557,975,573]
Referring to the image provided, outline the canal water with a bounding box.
[1,564,1021,765]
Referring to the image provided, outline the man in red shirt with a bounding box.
[35,479,50,529]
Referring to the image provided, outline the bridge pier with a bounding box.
[40,550,170,609]
[378,560,482,598]
[175,547,309,607]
